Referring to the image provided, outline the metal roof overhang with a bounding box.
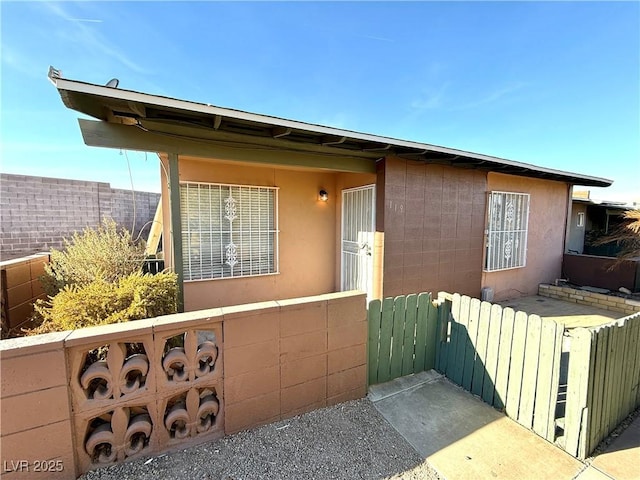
[51,76,613,186]
[573,198,631,210]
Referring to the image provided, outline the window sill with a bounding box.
[184,271,280,283]
[483,265,527,273]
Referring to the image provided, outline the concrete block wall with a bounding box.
[111,188,161,242]
[223,291,368,434]
[0,331,75,479]
[539,284,640,316]
[377,157,486,299]
[0,290,367,479]
[1,253,50,336]
[0,174,160,259]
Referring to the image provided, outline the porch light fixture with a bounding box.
[319,189,329,202]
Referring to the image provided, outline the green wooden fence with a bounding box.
[367,292,439,385]
[367,291,564,445]
[563,311,640,459]
[435,293,565,444]
[368,291,638,460]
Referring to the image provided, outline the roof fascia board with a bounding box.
[56,79,510,156]
[77,119,376,173]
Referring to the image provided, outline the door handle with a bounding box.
[359,242,372,256]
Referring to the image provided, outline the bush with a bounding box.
[595,209,640,263]
[29,271,178,334]
[42,218,146,296]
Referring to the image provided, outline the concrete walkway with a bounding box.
[370,371,639,480]
[577,416,640,480]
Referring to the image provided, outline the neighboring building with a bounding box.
[567,190,633,256]
[50,71,612,309]
[563,191,639,292]
[0,173,161,260]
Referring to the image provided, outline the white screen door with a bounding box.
[341,185,376,301]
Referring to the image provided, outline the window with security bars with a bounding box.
[485,191,530,272]
[180,182,279,281]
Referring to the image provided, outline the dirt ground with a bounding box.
[80,399,443,480]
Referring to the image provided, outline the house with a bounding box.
[567,190,633,256]
[564,191,639,292]
[49,68,612,309]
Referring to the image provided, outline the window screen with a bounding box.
[485,191,530,272]
[180,182,279,281]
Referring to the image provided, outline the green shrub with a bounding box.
[29,271,178,334]
[42,218,146,296]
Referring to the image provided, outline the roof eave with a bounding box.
[50,76,614,188]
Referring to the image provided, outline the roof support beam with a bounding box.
[422,158,453,165]
[272,127,291,138]
[78,119,377,173]
[363,144,392,152]
[213,115,222,130]
[449,162,480,169]
[321,136,347,146]
[396,149,430,157]
[127,101,146,118]
[167,152,184,312]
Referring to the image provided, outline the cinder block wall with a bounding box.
[223,291,368,433]
[0,291,367,478]
[539,284,640,316]
[110,188,161,242]
[0,331,76,480]
[1,253,50,335]
[0,174,160,259]
[377,157,487,298]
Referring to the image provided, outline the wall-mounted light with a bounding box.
[319,189,328,202]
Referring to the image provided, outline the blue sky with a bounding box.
[1,1,638,200]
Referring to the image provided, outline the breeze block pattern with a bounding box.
[0,290,367,478]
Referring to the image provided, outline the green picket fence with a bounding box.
[368,291,639,460]
[564,311,640,459]
[435,293,565,443]
[367,292,439,386]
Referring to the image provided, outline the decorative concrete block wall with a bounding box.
[0,174,160,259]
[539,284,640,316]
[0,290,367,479]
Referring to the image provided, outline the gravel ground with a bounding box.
[81,399,443,480]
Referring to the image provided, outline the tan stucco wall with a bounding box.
[481,172,570,301]
[161,156,364,310]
